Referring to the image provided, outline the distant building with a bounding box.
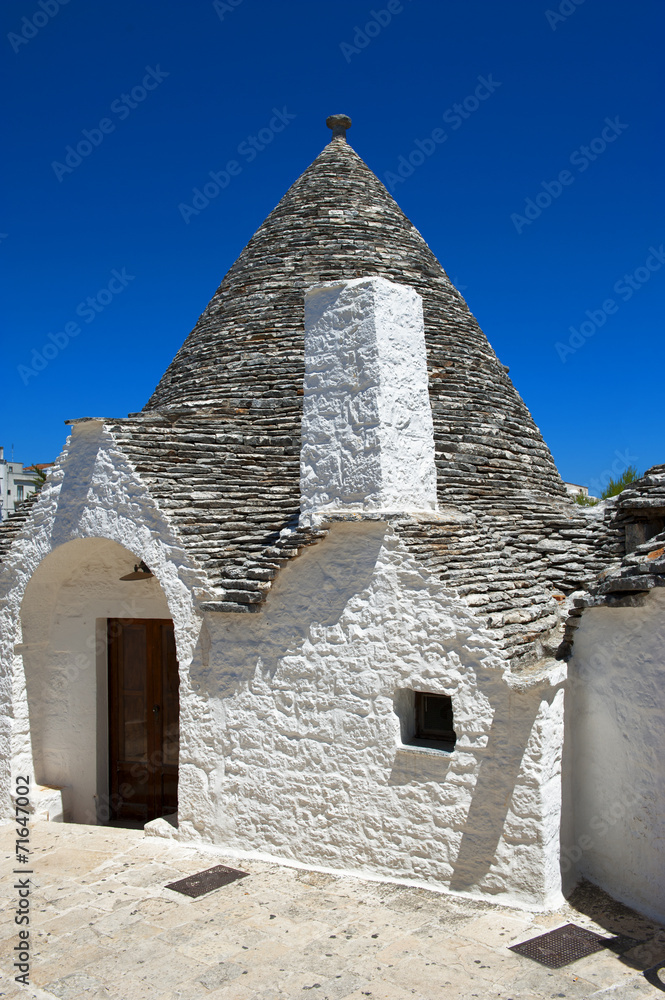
[564,482,589,497]
[564,482,600,501]
[0,447,53,521]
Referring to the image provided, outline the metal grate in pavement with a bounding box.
[509,923,634,969]
[166,864,249,898]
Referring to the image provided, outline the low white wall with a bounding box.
[565,588,665,922]
[180,521,565,908]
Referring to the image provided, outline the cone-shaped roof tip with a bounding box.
[326,114,352,140]
[143,117,565,502]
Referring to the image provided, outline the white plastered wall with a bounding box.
[0,419,569,908]
[564,588,665,922]
[301,277,437,516]
[0,419,204,822]
[180,520,566,909]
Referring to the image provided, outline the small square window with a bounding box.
[414,692,456,749]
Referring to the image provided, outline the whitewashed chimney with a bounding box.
[300,276,437,518]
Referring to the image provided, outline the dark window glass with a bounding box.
[415,692,456,748]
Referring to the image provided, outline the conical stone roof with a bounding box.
[0,119,637,670]
[145,122,565,502]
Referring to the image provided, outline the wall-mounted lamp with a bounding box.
[120,560,153,581]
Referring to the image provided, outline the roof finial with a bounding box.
[326,114,352,141]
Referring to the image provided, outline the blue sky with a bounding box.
[2,0,663,492]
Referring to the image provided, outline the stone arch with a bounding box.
[8,537,193,824]
[0,420,208,820]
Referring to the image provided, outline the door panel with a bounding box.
[108,619,179,822]
[158,620,178,814]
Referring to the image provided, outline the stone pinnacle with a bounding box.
[326,114,352,140]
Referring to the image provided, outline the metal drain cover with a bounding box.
[510,923,622,969]
[166,864,249,898]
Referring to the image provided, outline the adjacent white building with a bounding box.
[0,447,51,522]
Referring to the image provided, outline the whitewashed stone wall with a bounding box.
[181,520,565,908]
[301,277,437,516]
[564,588,665,922]
[0,418,568,908]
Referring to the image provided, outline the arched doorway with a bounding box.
[18,537,180,825]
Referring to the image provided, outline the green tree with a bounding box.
[573,491,598,506]
[29,465,47,489]
[601,465,640,499]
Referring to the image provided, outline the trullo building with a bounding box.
[1,114,664,918]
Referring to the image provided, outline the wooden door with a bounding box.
[108,619,179,822]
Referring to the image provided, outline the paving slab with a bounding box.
[0,822,664,1000]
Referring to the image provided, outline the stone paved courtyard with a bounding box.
[1,823,664,1000]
